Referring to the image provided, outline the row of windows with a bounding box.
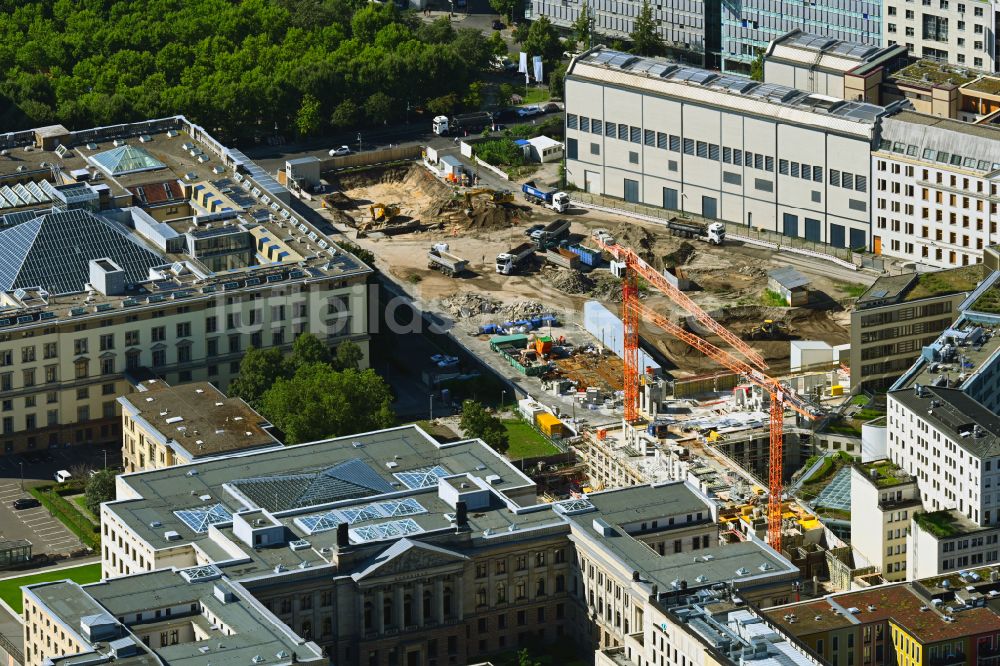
[829,169,867,192]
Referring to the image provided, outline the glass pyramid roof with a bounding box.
[91,144,165,176]
[174,503,233,534]
[230,458,395,512]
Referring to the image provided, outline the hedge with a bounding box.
[28,486,99,551]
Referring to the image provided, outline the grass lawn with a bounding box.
[70,495,99,524]
[503,420,560,459]
[0,563,101,614]
[850,394,870,407]
[520,86,550,104]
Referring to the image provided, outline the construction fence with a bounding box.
[321,144,422,171]
[570,191,860,267]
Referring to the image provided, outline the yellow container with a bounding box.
[536,412,564,438]
[830,384,844,396]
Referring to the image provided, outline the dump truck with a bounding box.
[427,243,469,277]
[531,218,571,250]
[666,218,726,245]
[522,182,569,213]
[545,248,580,270]
[496,242,535,275]
[432,112,493,136]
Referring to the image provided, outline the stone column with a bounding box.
[455,576,464,620]
[434,578,445,623]
[394,584,405,628]
[414,582,425,626]
[374,588,385,634]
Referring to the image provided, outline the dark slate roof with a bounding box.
[890,385,1000,458]
[229,458,395,512]
[0,208,165,295]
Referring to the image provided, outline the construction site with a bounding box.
[293,153,880,580]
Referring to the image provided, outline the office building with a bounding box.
[763,30,909,100]
[118,380,281,472]
[529,0,714,65]
[0,117,371,455]
[849,264,987,390]
[873,111,1000,268]
[565,47,902,250]
[39,422,811,666]
[762,566,1000,665]
[882,0,1000,71]
[721,0,882,73]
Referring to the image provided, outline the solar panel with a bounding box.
[350,518,423,543]
[394,465,449,489]
[174,503,233,534]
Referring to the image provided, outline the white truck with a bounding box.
[496,242,536,275]
[666,219,726,245]
[427,243,469,277]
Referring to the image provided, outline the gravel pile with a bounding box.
[441,293,501,317]
[497,300,546,320]
[550,268,594,294]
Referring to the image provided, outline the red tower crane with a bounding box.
[595,236,819,552]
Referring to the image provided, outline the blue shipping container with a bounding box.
[567,244,603,267]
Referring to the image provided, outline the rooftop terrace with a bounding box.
[893,59,978,87]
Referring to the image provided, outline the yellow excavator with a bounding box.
[369,203,401,223]
[748,319,787,340]
[462,188,514,214]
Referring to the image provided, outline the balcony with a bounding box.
[596,647,634,666]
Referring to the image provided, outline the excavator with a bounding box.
[463,188,514,214]
[747,319,788,340]
[369,202,401,223]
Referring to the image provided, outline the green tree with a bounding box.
[459,400,509,454]
[229,347,289,407]
[463,81,483,110]
[549,62,567,99]
[522,16,564,70]
[330,99,359,128]
[335,340,364,370]
[418,16,456,43]
[85,469,116,515]
[475,138,526,166]
[572,6,592,48]
[489,0,522,24]
[497,83,515,109]
[260,364,395,444]
[512,21,531,44]
[291,332,333,369]
[365,91,394,125]
[486,31,508,58]
[427,93,459,116]
[749,48,765,81]
[295,93,323,137]
[629,0,665,56]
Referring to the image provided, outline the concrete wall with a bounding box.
[582,301,661,374]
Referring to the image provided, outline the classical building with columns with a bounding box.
[25,424,810,666]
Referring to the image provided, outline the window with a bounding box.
[125,331,139,346]
[151,326,165,342]
[579,117,589,133]
[628,151,638,164]
[43,343,57,359]
[176,322,191,338]
[589,142,599,156]
[591,119,602,134]
[73,338,88,355]
[74,359,89,380]
[152,350,166,367]
[99,334,114,351]
[100,358,114,375]
[229,335,241,353]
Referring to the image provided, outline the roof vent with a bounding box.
[186,469,199,476]
[847,607,861,614]
[149,521,162,528]
[274,564,285,574]
[385,461,399,469]
[164,530,181,541]
[735,567,749,576]
[199,494,212,501]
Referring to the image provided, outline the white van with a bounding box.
[54,470,72,483]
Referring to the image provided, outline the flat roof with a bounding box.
[879,111,1000,174]
[857,265,988,308]
[892,60,977,88]
[119,382,279,458]
[890,386,1000,459]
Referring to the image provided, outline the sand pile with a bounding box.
[549,268,594,294]
[334,164,411,190]
[590,274,625,302]
[662,241,697,267]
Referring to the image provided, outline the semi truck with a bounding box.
[521,182,569,213]
[666,218,726,245]
[432,112,493,136]
[496,242,535,275]
[427,243,469,277]
[530,218,571,250]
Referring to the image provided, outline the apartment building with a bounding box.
[763,566,1000,666]
[873,110,1000,268]
[0,118,371,454]
[850,461,922,580]
[529,0,714,65]
[62,422,810,666]
[118,380,280,472]
[883,0,1000,70]
[849,265,986,390]
[565,47,901,250]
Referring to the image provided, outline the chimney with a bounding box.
[456,500,468,528]
[336,522,349,549]
[632,570,640,582]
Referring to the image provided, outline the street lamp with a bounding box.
[429,393,435,421]
[357,133,363,154]
[501,390,506,411]
[18,461,23,491]
[103,449,107,470]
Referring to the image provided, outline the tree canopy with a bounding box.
[0,0,496,137]
[629,0,666,57]
[85,469,116,515]
[459,400,509,454]
[518,16,565,71]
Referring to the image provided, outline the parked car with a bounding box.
[329,145,351,157]
[516,105,542,118]
[54,469,72,483]
[13,498,40,510]
[492,19,505,29]
[542,102,561,113]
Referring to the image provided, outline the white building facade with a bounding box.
[883,0,1000,70]
[565,48,899,250]
[873,111,1000,268]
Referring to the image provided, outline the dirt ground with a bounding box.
[326,163,865,379]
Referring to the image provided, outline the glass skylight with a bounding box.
[174,503,233,533]
[394,465,449,489]
[350,518,423,543]
[295,498,426,535]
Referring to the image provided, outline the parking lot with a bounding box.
[0,480,82,555]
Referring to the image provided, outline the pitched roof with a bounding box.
[127,180,185,206]
[0,208,165,295]
[91,144,165,176]
[229,458,396,512]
